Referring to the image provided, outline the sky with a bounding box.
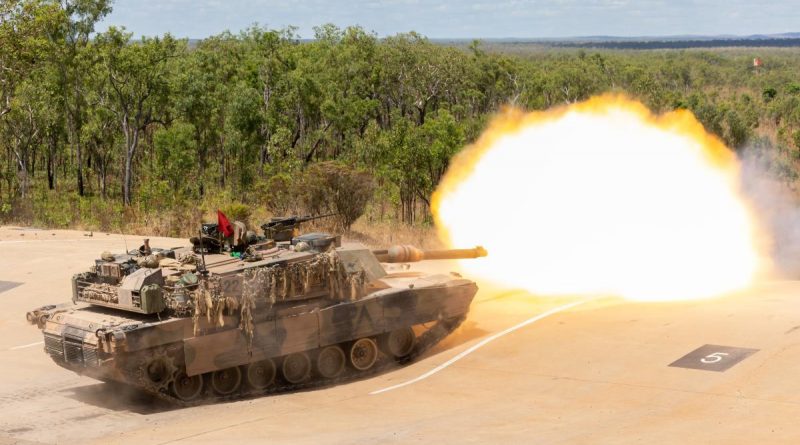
[97,0,800,40]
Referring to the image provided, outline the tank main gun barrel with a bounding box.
[374,245,487,263]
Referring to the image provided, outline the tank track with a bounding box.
[138,315,467,407]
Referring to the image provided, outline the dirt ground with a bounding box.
[1,226,799,444]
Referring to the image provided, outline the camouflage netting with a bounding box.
[159,257,198,272]
[138,252,199,270]
[136,254,163,268]
[192,276,237,335]
[190,252,370,350]
[81,283,119,304]
[178,252,199,265]
[240,251,368,304]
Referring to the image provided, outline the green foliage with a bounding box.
[763,87,778,102]
[260,173,297,215]
[302,162,375,231]
[4,2,800,233]
[154,122,197,195]
[221,202,252,224]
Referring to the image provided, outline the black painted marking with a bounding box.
[0,281,22,293]
[669,344,759,372]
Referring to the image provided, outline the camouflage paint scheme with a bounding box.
[27,234,484,403]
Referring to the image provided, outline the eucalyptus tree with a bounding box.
[240,26,297,169]
[47,0,111,196]
[381,32,459,126]
[304,25,380,162]
[3,79,49,198]
[82,62,118,198]
[0,0,58,120]
[95,27,182,205]
[0,0,64,199]
[174,33,241,195]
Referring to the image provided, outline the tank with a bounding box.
[26,227,486,405]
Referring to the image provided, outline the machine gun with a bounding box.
[261,213,337,242]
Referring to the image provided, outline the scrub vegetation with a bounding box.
[2,0,800,238]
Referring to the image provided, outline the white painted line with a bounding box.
[9,341,43,351]
[370,299,589,395]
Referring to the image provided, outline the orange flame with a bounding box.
[433,95,770,301]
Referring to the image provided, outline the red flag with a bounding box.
[217,210,233,237]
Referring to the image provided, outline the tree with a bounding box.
[302,161,374,231]
[411,109,464,209]
[381,33,459,125]
[241,26,296,169]
[0,0,59,120]
[223,82,263,190]
[96,27,181,205]
[82,73,117,198]
[4,81,44,198]
[153,122,196,196]
[48,0,112,196]
[173,33,239,196]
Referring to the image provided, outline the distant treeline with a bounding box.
[3,0,800,236]
[551,38,800,50]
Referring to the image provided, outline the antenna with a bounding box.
[118,221,129,254]
[197,229,208,276]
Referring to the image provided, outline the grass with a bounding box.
[3,188,441,249]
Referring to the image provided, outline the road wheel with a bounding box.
[349,338,378,371]
[144,357,173,389]
[316,346,346,379]
[172,371,204,401]
[246,359,276,390]
[210,366,242,395]
[282,352,311,384]
[382,327,416,358]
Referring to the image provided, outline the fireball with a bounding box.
[433,95,768,301]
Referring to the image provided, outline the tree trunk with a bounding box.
[416,101,427,125]
[13,144,28,199]
[100,159,107,199]
[260,143,268,170]
[75,132,84,196]
[260,82,272,173]
[47,133,56,190]
[196,126,205,197]
[123,149,133,205]
[47,157,55,190]
[122,115,139,206]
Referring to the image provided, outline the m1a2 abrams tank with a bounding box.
[26,224,487,405]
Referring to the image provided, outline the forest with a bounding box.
[3,0,800,237]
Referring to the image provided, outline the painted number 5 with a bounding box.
[700,352,729,364]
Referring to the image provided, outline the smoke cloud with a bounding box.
[740,149,800,278]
